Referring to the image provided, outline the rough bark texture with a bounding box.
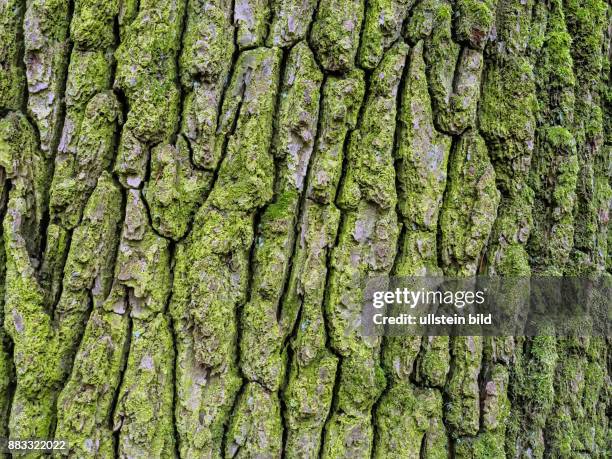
[0,0,610,458]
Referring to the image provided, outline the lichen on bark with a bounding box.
[0,0,610,457]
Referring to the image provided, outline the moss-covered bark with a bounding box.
[0,0,610,458]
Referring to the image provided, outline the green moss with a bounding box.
[395,41,451,276]
[421,408,448,458]
[117,0,139,40]
[357,0,414,69]
[528,127,579,272]
[414,336,450,388]
[380,336,421,384]
[114,0,185,186]
[423,1,474,134]
[492,242,531,275]
[375,385,446,458]
[374,384,431,457]
[115,189,171,318]
[239,190,299,389]
[529,2,579,274]
[479,57,537,146]
[239,43,322,393]
[225,382,283,458]
[114,314,176,457]
[579,341,607,453]
[561,0,608,271]
[563,0,606,79]
[209,48,282,212]
[273,42,323,189]
[23,0,72,155]
[337,352,386,412]
[0,0,26,111]
[444,336,482,437]
[280,67,364,453]
[533,0,575,128]
[144,138,212,240]
[1,163,122,445]
[281,202,339,346]
[50,91,122,229]
[310,0,364,72]
[394,231,442,276]
[545,349,586,456]
[0,329,11,448]
[481,364,510,432]
[322,355,385,457]
[284,352,338,458]
[527,1,548,58]
[179,0,234,169]
[509,334,557,456]
[482,155,535,274]
[170,196,254,455]
[71,0,119,50]
[172,207,248,455]
[322,46,407,454]
[45,0,119,308]
[180,0,234,88]
[307,70,365,205]
[0,0,611,455]
[440,131,500,276]
[173,336,242,458]
[478,1,538,277]
[544,30,575,89]
[63,172,122,303]
[55,291,130,458]
[267,0,318,47]
[589,338,609,452]
[0,112,51,267]
[397,41,451,229]
[0,219,8,447]
[326,204,398,356]
[404,0,437,44]
[39,223,70,307]
[321,412,374,458]
[172,206,252,364]
[58,49,114,153]
[492,0,534,56]
[324,214,400,452]
[455,434,506,458]
[453,0,496,50]
[55,172,122,369]
[337,42,407,211]
[234,0,270,49]
[3,214,59,439]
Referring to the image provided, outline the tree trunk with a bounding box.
[0,0,610,457]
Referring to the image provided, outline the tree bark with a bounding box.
[0,0,610,458]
